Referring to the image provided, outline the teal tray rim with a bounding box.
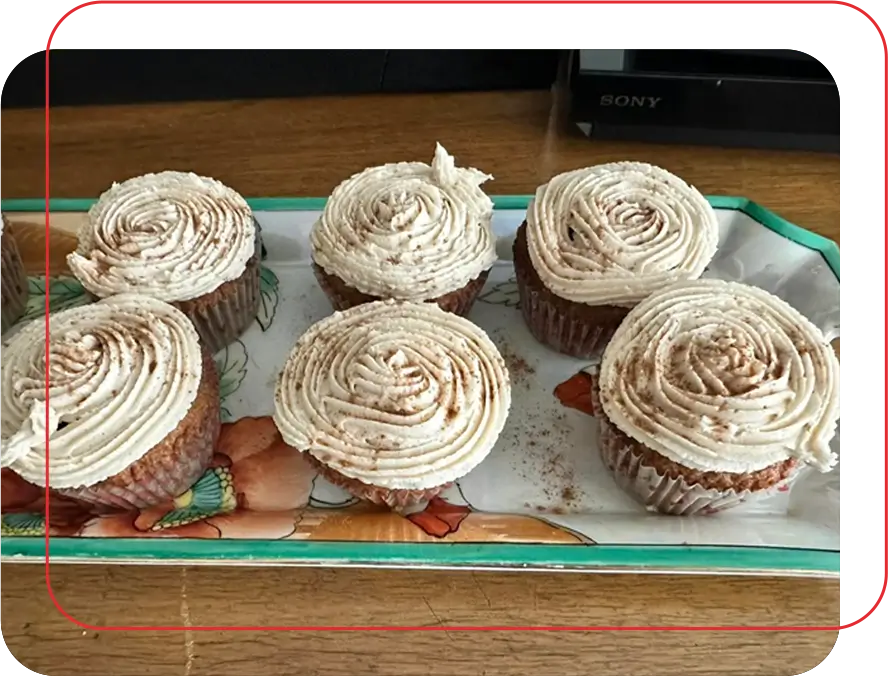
[0,195,839,280]
[0,195,839,572]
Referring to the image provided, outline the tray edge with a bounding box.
[0,195,840,574]
[1,195,839,281]
[1,539,839,576]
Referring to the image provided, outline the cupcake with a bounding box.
[273,300,511,508]
[66,171,259,354]
[0,294,220,510]
[1,214,29,333]
[311,143,496,316]
[592,279,840,515]
[515,162,719,359]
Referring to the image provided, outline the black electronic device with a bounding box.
[568,49,838,152]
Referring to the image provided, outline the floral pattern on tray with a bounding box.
[1,417,593,544]
[0,200,841,560]
[20,276,91,323]
[3,272,590,544]
[476,277,520,309]
[17,268,280,337]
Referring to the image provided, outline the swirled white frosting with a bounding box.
[67,171,255,302]
[273,300,511,490]
[599,279,840,474]
[527,162,719,306]
[0,294,203,488]
[310,144,497,301]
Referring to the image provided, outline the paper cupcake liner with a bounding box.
[312,262,489,317]
[585,363,606,419]
[1,230,29,334]
[176,255,261,355]
[56,353,221,510]
[305,454,450,510]
[596,414,797,516]
[513,224,629,360]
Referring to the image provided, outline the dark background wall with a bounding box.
[2,50,564,109]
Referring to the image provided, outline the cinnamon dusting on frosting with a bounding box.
[0,294,203,488]
[67,171,255,302]
[273,299,511,490]
[599,279,840,474]
[310,144,496,302]
[526,162,719,306]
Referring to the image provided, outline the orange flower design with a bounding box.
[4,416,595,545]
[553,371,597,417]
[407,497,472,537]
[1,469,94,537]
[2,469,43,511]
[291,495,594,544]
[78,417,317,539]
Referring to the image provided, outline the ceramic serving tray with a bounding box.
[0,196,840,577]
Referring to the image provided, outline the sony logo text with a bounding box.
[599,95,662,109]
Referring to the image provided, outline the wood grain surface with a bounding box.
[1,89,840,676]
[1,89,840,243]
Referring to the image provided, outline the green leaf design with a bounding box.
[214,340,248,421]
[151,466,237,531]
[1,512,44,537]
[477,277,520,308]
[21,276,91,323]
[27,276,47,296]
[254,217,268,261]
[256,265,279,331]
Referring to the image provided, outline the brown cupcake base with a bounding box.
[83,257,261,355]
[312,262,489,317]
[56,352,221,510]
[1,227,29,334]
[588,371,798,515]
[305,454,450,510]
[513,223,629,360]
[175,256,261,355]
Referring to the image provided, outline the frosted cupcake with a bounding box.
[592,279,840,515]
[514,162,719,359]
[66,171,259,354]
[0,294,220,510]
[1,214,29,333]
[311,144,497,316]
[274,300,511,508]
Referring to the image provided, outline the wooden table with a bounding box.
[1,90,840,676]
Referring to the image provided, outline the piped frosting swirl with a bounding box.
[310,144,497,301]
[67,171,255,302]
[273,300,511,490]
[0,294,203,488]
[599,279,840,474]
[527,162,719,306]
